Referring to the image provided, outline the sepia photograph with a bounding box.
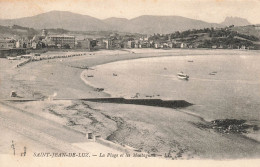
[0,0,259,166]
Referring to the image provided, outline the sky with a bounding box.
[0,0,259,24]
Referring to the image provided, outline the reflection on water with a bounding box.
[85,54,260,121]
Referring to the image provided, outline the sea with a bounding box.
[84,52,260,122]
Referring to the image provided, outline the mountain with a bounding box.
[0,11,110,31]
[221,17,251,27]
[0,11,223,34]
[103,17,129,30]
[104,15,222,34]
[120,15,221,34]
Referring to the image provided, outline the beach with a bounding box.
[1,48,260,159]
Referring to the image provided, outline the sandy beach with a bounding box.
[1,48,260,159]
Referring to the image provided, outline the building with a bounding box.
[240,45,246,50]
[103,39,113,49]
[168,42,173,48]
[31,41,38,49]
[41,29,48,37]
[77,39,91,49]
[180,43,188,48]
[127,41,135,48]
[96,39,107,49]
[47,35,75,48]
[0,39,15,49]
[15,40,22,48]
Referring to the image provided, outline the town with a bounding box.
[0,24,259,58]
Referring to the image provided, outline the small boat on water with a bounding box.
[209,71,218,75]
[7,56,21,60]
[177,72,189,80]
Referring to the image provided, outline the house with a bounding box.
[31,41,43,49]
[180,43,187,48]
[31,41,37,49]
[228,45,233,49]
[240,45,246,50]
[168,43,173,48]
[16,40,22,48]
[96,39,107,49]
[163,43,169,48]
[103,39,113,49]
[41,29,48,37]
[89,39,98,50]
[127,41,135,48]
[141,42,150,48]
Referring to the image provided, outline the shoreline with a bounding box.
[79,49,260,143]
[1,49,260,159]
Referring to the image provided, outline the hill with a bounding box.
[0,25,39,38]
[232,25,260,39]
[164,27,260,49]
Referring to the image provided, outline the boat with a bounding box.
[209,71,217,75]
[7,56,21,60]
[177,72,189,80]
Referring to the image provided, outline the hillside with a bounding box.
[165,27,260,49]
[232,25,260,39]
[0,25,39,38]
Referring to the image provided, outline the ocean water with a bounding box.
[84,53,260,121]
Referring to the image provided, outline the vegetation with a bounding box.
[0,25,39,39]
[46,28,69,34]
[165,27,259,49]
